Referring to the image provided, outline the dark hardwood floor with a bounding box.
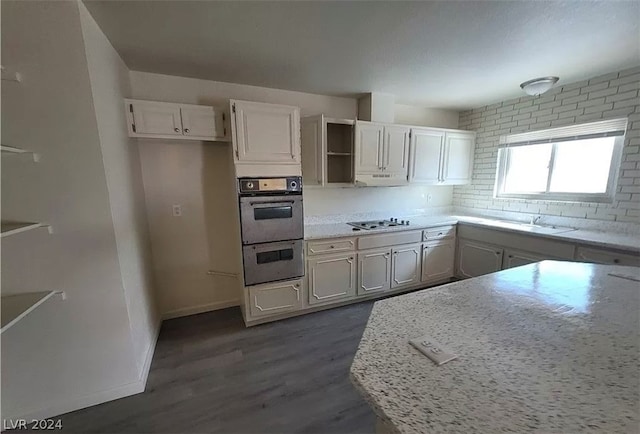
[55,302,376,434]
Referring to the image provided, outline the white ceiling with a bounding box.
[84,0,640,110]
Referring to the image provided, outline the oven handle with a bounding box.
[249,200,296,206]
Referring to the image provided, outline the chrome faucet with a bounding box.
[530,215,542,225]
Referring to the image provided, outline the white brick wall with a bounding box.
[454,67,640,224]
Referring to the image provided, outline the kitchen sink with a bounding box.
[491,220,576,235]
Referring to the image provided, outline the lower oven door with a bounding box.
[239,195,303,245]
[243,240,304,286]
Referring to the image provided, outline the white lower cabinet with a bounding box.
[307,253,356,305]
[391,243,422,289]
[575,246,640,266]
[457,239,503,278]
[358,248,391,295]
[247,279,302,318]
[422,240,455,282]
[502,248,548,269]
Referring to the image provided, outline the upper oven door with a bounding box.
[239,194,303,245]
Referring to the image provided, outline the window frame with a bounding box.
[494,134,624,204]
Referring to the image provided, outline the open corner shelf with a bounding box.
[1,221,46,238]
[1,291,65,334]
[1,145,40,162]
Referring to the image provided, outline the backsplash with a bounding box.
[454,66,640,225]
[303,185,453,217]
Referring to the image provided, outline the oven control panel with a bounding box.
[239,177,302,194]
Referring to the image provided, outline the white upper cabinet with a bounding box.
[301,115,355,186]
[354,121,409,186]
[180,106,225,139]
[125,99,228,141]
[301,114,325,186]
[129,100,183,136]
[441,132,474,185]
[383,125,410,176]
[355,122,384,174]
[231,100,301,165]
[409,129,444,183]
[408,128,475,185]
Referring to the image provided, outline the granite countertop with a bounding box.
[350,262,640,433]
[304,215,640,254]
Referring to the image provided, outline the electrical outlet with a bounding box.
[172,204,182,217]
[427,194,433,203]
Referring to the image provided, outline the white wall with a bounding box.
[1,1,141,420]
[394,104,459,128]
[304,186,452,217]
[130,71,457,317]
[79,2,159,375]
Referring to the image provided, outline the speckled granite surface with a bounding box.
[350,262,640,433]
[304,214,640,254]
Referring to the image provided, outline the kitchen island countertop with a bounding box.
[350,261,640,433]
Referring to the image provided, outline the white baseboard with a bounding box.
[3,321,162,423]
[161,299,240,320]
[138,319,162,387]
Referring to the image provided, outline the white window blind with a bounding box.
[498,118,628,148]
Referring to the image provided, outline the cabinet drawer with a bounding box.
[247,279,302,318]
[358,231,422,250]
[576,246,640,266]
[307,238,356,256]
[423,225,456,241]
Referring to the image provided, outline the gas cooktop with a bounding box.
[347,218,411,231]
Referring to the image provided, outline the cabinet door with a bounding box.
[502,249,547,269]
[232,100,300,164]
[355,122,384,174]
[442,132,474,185]
[180,106,225,139]
[357,248,391,295]
[457,239,503,278]
[248,279,302,318]
[575,246,640,266]
[301,115,325,186]
[383,125,410,176]
[422,240,455,282]
[308,253,356,305]
[131,101,183,136]
[409,129,444,183]
[391,243,422,289]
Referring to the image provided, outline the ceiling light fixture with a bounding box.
[520,76,559,96]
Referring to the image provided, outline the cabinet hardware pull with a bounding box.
[184,128,190,133]
[330,245,335,248]
[295,284,300,288]
[508,255,513,258]
[349,257,354,260]
[174,127,180,132]
[496,251,501,255]
[614,259,620,264]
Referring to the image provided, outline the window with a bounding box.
[495,119,627,203]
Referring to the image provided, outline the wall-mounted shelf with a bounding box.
[1,221,50,238]
[1,145,40,162]
[1,291,66,334]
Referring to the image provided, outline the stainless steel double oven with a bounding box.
[238,177,304,286]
